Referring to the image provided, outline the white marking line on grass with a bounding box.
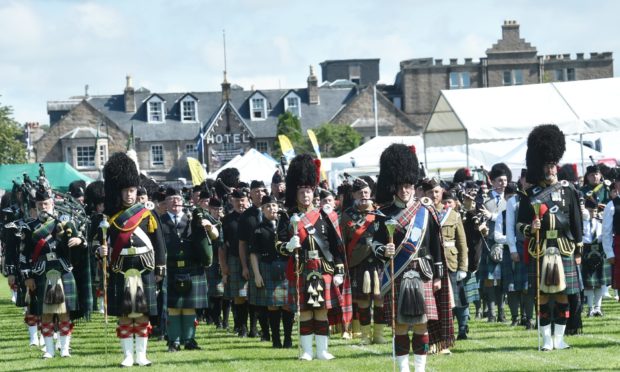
[468,338,581,370]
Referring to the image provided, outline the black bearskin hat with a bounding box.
[376,144,419,204]
[84,180,105,213]
[214,167,240,199]
[103,152,141,215]
[489,162,512,182]
[285,154,319,209]
[68,180,86,198]
[525,124,566,184]
[453,167,473,184]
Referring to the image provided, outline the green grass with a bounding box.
[1,282,620,371]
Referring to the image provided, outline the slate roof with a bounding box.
[55,85,357,143]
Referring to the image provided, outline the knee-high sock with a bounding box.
[358,306,371,326]
[373,305,386,324]
[268,310,281,344]
[584,289,594,309]
[282,310,294,340]
[182,314,197,343]
[210,297,222,324]
[454,306,469,334]
[167,315,182,345]
[258,306,270,338]
[484,286,496,317]
[555,302,570,326]
[394,334,410,356]
[238,302,249,331]
[539,303,551,327]
[249,304,257,331]
[222,299,231,325]
[593,288,604,310]
[507,292,521,320]
[300,320,313,336]
[412,333,429,355]
[495,286,505,314]
[523,293,534,320]
[314,319,329,336]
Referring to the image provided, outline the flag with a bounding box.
[278,134,296,163]
[307,129,326,180]
[126,123,135,151]
[187,157,207,185]
[196,126,206,155]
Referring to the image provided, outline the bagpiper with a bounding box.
[516,124,583,351]
[372,144,453,372]
[96,152,166,367]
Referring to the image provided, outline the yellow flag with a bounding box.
[278,135,296,162]
[187,157,207,185]
[307,129,327,181]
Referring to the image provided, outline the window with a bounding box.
[503,70,524,86]
[76,145,96,168]
[151,145,164,166]
[255,141,268,153]
[148,100,164,123]
[98,144,108,165]
[555,68,576,82]
[349,65,361,84]
[285,96,301,117]
[449,72,471,89]
[181,99,197,122]
[185,143,197,156]
[251,97,266,120]
[392,96,402,110]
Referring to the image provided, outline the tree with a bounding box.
[0,101,26,164]
[313,122,361,157]
[271,112,312,157]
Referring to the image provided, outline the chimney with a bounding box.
[124,75,136,113]
[501,20,520,43]
[307,65,319,105]
[221,71,231,102]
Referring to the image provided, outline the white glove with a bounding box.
[333,274,344,287]
[286,236,301,252]
[456,270,467,282]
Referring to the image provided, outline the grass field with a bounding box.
[1,283,620,372]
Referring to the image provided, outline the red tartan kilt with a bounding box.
[288,268,340,312]
[383,272,438,324]
[613,236,620,289]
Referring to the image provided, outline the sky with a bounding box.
[1,0,619,125]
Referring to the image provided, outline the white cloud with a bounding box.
[0,2,42,52]
[71,2,125,39]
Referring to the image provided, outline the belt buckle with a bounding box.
[177,261,185,268]
[46,252,57,261]
[308,250,319,259]
[545,230,558,239]
[127,247,137,255]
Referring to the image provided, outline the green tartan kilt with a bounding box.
[107,256,157,317]
[582,244,612,288]
[527,254,580,296]
[34,266,77,316]
[501,246,528,292]
[224,255,248,299]
[207,263,225,298]
[167,268,209,309]
[260,260,289,307]
[464,274,480,303]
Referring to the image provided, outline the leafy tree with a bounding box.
[0,101,26,164]
[271,112,312,157]
[313,122,361,157]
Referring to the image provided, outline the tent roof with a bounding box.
[331,136,424,169]
[424,77,620,148]
[208,149,278,186]
[0,162,93,192]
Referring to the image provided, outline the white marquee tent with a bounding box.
[208,149,279,186]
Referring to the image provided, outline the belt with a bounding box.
[169,260,191,269]
[120,246,151,256]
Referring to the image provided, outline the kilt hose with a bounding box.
[225,255,248,299]
[34,268,77,316]
[207,263,225,298]
[167,268,209,309]
[527,254,580,296]
[383,270,438,324]
[288,258,342,313]
[501,246,529,292]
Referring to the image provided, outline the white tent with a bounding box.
[208,149,278,186]
[423,77,620,167]
[330,136,424,170]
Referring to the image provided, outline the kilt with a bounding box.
[501,246,528,292]
[262,260,289,307]
[527,254,580,296]
[350,259,384,302]
[34,267,77,316]
[207,263,225,298]
[448,271,468,308]
[107,256,157,317]
[288,258,341,312]
[250,261,270,306]
[464,274,480,303]
[167,268,209,309]
[582,244,612,288]
[383,269,438,324]
[224,255,247,299]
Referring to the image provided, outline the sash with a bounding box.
[438,208,452,227]
[31,219,57,262]
[346,213,376,259]
[110,205,151,262]
[297,210,321,244]
[380,203,429,295]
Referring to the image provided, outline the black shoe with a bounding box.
[474,309,482,319]
[510,318,519,326]
[222,321,229,331]
[283,337,293,349]
[524,320,533,330]
[185,339,202,350]
[457,333,468,340]
[487,316,496,323]
[261,332,271,342]
[168,343,181,352]
[248,327,259,338]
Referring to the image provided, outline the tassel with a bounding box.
[317,293,324,302]
[552,259,560,286]
[44,281,54,305]
[121,285,133,314]
[307,284,314,294]
[135,285,148,314]
[545,263,554,286]
[307,297,315,305]
[362,270,371,294]
[313,300,321,308]
[373,269,381,296]
[316,283,323,292]
[52,279,65,304]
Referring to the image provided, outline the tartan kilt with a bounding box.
[15,279,28,308]
[207,263,225,298]
[167,268,209,309]
[383,270,438,324]
[249,261,270,306]
[259,260,289,307]
[34,267,77,316]
[449,271,468,308]
[350,259,384,301]
[501,247,529,292]
[527,254,580,296]
[464,274,480,303]
[224,255,248,299]
[107,261,157,317]
[582,253,612,289]
[288,259,341,312]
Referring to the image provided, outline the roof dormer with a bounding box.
[249,91,268,121]
[284,91,301,118]
[179,93,199,123]
[145,94,166,124]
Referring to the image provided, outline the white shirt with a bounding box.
[505,195,519,254]
[601,200,616,259]
[582,209,602,244]
[493,209,507,245]
[167,211,184,225]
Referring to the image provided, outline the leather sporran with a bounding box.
[490,244,504,264]
[174,273,193,296]
[397,270,426,325]
[539,247,566,294]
